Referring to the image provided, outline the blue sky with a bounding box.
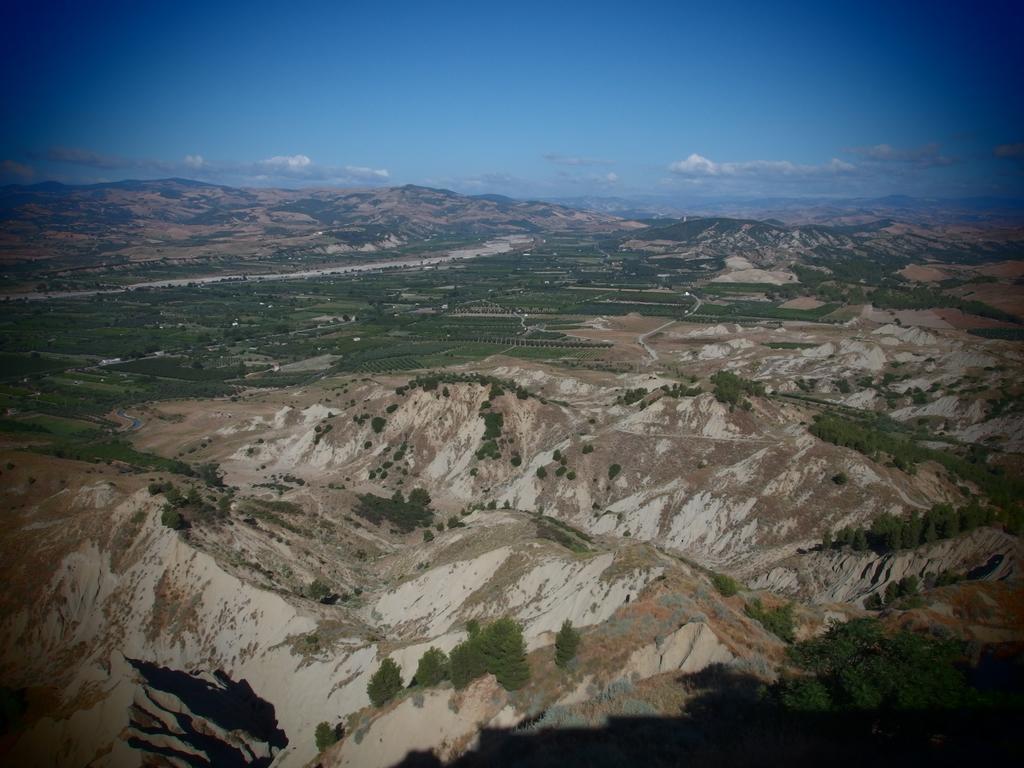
[1,0,1022,198]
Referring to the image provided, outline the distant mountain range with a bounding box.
[547,193,1024,228]
[0,180,639,270]
[1,179,1021,279]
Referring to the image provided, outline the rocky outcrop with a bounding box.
[124,657,287,767]
[749,528,1021,605]
[324,675,508,768]
[622,622,733,680]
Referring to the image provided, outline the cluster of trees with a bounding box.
[711,371,764,408]
[400,372,532,401]
[810,413,923,473]
[477,407,505,458]
[811,414,1024,517]
[778,618,983,712]
[870,285,1019,325]
[353,488,433,533]
[449,618,531,691]
[824,502,996,554]
[364,617,536,712]
[661,381,702,399]
[480,410,504,439]
[151,481,229,529]
[616,387,648,406]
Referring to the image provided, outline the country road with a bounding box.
[636,291,703,361]
[637,320,676,361]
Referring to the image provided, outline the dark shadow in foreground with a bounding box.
[392,665,1023,768]
[124,657,288,768]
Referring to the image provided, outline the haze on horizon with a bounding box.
[1,0,1022,201]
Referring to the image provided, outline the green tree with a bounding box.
[414,647,449,687]
[408,487,431,508]
[450,638,487,689]
[314,721,340,752]
[554,619,581,668]
[898,575,919,596]
[884,581,901,605]
[161,506,185,530]
[479,618,531,690]
[367,658,403,707]
[781,618,970,711]
[450,618,530,691]
[851,528,867,551]
[864,592,884,611]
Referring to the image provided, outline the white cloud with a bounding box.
[668,153,855,178]
[260,154,313,171]
[36,146,393,188]
[605,172,619,183]
[343,165,390,180]
[668,153,720,175]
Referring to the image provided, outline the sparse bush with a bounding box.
[744,598,796,643]
[532,705,587,730]
[608,463,621,480]
[710,571,740,597]
[307,579,331,601]
[618,698,657,717]
[597,678,634,702]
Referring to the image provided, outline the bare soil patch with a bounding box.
[932,308,1019,330]
[954,283,1024,319]
[899,264,950,282]
[977,260,1024,279]
[778,297,824,310]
